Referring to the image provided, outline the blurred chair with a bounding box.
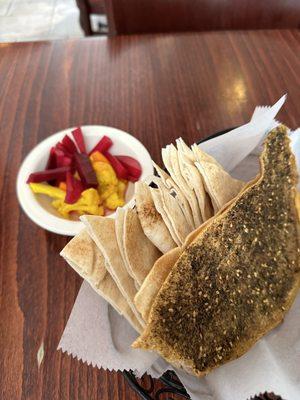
[103,0,300,35]
[76,0,106,35]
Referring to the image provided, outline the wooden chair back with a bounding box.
[104,0,300,35]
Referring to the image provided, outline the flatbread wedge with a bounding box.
[162,144,202,226]
[192,143,244,213]
[135,181,176,253]
[151,175,192,244]
[115,208,127,267]
[123,208,162,287]
[60,229,143,333]
[133,126,300,377]
[81,215,145,328]
[115,208,136,282]
[115,208,140,290]
[153,161,195,230]
[134,247,182,322]
[150,187,181,246]
[176,138,213,222]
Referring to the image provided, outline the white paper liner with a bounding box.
[58,281,157,373]
[58,96,300,399]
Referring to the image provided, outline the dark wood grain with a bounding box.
[104,0,300,35]
[0,30,299,400]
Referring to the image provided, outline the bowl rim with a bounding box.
[16,125,154,236]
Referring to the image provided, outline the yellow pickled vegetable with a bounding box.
[52,188,104,218]
[52,199,69,218]
[104,192,125,210]
[81,188,101,206]
[93,161,120,206]
[29,183,65,200]
[93,161,118,187]
[90,151,110,164]
[53,201,104,218]
[76,206,104,216]
[99,184,116,200]
[117,179,127,198]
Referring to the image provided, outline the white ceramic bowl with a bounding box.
[17,126,153,236]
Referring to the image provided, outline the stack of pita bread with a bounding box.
[136,138,244,251]
[61,127,300,377]
[61,138,243,333]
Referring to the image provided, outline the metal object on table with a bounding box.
[123,370,190,399]
[124,369,284,400]
[123,128,284,400]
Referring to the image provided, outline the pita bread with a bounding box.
[115,208,130,272]
[162,144,202,227]
[115,208,140,289]
[151,176,192,243]
[61,229,106,284]
[150,187,181,246]
[176,138,213,222]
[133,126,300,377]
[134,247,182,321]
[135,181,176,253]
[192,143,244,212]
[123,208,162,287]
[153,162,195,230]
[115,208,126,265]
[81,215,145,327]
[60,230,143,332]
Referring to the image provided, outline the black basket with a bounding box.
[123,369,284,400]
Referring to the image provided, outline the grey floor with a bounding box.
[0,0,83,42]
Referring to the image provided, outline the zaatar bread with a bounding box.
[133,126,300,377]
[134,180,245,323]
[133,211,227,322]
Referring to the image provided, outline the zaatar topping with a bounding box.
[134,126,300,377]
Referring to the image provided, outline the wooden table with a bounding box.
[0,30,299,400]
